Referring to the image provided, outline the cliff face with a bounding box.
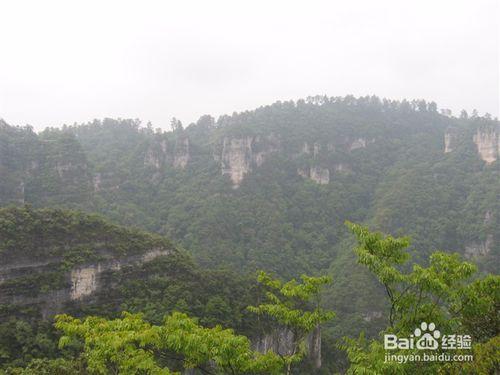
[473,125,499,164]
[144,135,191,170]
[69,248,171,300]
[219,135,281,187]
[296,138,360,184]
[173,136,190,169]
[0,125,92,206]
[444,127,459,153]
[298,166,330,184]
[253,326,322,369]
[0,207,175,318]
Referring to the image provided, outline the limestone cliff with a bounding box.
[173,136,190,169]
[444,127,459,153]
[0,207,175,318]
[253,326,322,369]
[69,248,171,300]
[473,125,499,164]
[0,123,92,205]
[144,136,191,170]
[144,140,169,169]
[349,137,374,151]
[219,134,281,187]
[465,234,494,258]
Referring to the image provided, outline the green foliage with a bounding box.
[343,223,499,374]
[55,311,285,374]
[249,271,334,332]
[249,271,334,373]
[1,97,498,373]
[0,206,173,298]
[2,358,86,375]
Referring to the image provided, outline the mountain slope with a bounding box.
[1,95,498,339]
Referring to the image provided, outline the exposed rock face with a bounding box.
[349,138,366,150]
[16,181,25,203]
[310,166,330,184]
[302,142,311,154]
[444,127,459,153]
[301,142,321,157]
[297,168,309,179]
[363,310,383,322]
[70,265,101,300]
[253,326,322,369]
[144,136,191,171]
[220,135,280,187]
[91,172,120,193]
[93,173,102,192]
[144,147,163,169]
[173,136,190,169]
[298,166,330,184]
[484,210,493,225]
[473,125,499,164]
[333,163,350,173]
[70,248,170,300]
[56,162,76,178]
[347,137,375,151]
[221,137,252,187]
[465,234,494,258]
[2,248,172,314]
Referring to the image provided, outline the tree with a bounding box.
[428,101,437,112]
[248,271,335,374]
[342,222,499,374]
[55,311,285,375]
[170,118,183,132]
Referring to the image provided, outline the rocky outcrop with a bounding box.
[298,166,330,184]
[465,234,493,258]
[56,162,81,179]
[349,138,374,151]
[16,181,25,203]
[144,146,164,169]
[173,136,190,169]
[444,127,459,153]
[310,166,330,184]
[1,247,172,316]
[253,326,322,369]
[70,248,170,300]
[221,137,252,187]
[144,136,191,170]
[363,310,383,322]
[302,142,321,157]
[93,173,102,191]
[473,125,499,164]
[333,163,350,173]
[220,135,280,187]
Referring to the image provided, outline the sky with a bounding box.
[0,0,499,130]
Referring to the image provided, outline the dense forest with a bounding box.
[0,96,498,373]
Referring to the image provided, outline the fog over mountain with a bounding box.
[0,0,498,130]
[0,2,499,374]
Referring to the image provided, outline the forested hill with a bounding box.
[1,95,499,372]
[1,96,498,277]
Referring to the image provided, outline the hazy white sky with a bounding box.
[0,0,498,130]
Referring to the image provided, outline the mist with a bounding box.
[0,0,498,130]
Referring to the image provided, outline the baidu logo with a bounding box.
[384,322,471,351]
[414,322,440,350]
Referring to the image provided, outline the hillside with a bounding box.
[0,206,279,370]
[0,96,498,372]
[1,97,498,275]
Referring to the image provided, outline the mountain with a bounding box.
[0,96,498,372]
[0,206,277,370]
[2,97,498,273]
